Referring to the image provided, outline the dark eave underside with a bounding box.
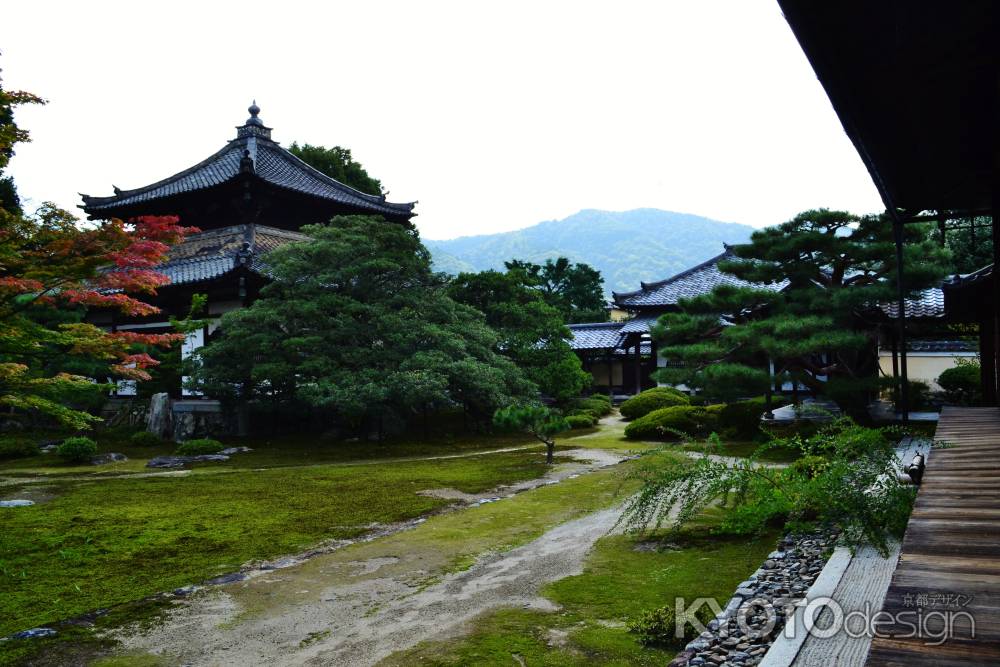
[82,132,414,221]
[778,0,994,214]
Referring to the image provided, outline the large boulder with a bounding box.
[147,393,172,439]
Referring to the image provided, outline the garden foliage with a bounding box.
[654,209,950,413]
[175,438,223,455]
[619,387,690,420]
[619,418,917,555]
[493,404,569,463]
[57,436,97,463]
[0,73,191,429]
[938,361,981,405]
[191,216,536,436]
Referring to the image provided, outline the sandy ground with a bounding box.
[114,445,632,666]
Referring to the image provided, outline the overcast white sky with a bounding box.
[2,0,883,240]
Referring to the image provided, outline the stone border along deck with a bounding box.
[667,530,840,667]
[0,447,629,644]
[668,438,931,667]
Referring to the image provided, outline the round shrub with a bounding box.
[628,602,715,647]
[565,414,596,429]
[619,387,690,420]
[938,364,981,405]
[714,397,768,439]
[57,436,98,463]
[175,438,224,455]
[624,405,719,441]
[129,431,163,447]
[568,397,613,417]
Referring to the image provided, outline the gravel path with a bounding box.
[115,448,631,666]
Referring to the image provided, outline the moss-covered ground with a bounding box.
[0,414,782,665]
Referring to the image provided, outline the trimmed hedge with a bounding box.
[619,387,690,420]
[568,396,613,417]
[0,438,39,460]
[175,438,224,455]
[565,414,597,429]
[57,436,98,463]
[129,431,163,447]
[938,364,980,405]
[714,397,770,439]
[624,405,719,441]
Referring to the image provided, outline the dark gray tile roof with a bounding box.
[905,339,977,353]
[81,105,414,220]
[613,249,786,309]
[619,316,659,334]
[567,322,625,350]
[149,224,310,287]
[878,288,945,319]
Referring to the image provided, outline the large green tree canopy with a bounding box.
[287,142,383,197]
[447,269,590,401]
[505,257,606,323]
[655,209,950,409]
[190,216,536,435]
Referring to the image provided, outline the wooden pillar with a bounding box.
[633,337,642,395]
[892,215,910,423]
[890,330,900,406]
[992,202,1000,407]
[765,358,775,419]
[981,316,996,405]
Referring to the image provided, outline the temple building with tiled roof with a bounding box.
[569,246,786,396]
[82,102,414,228]
[85,104,416,410]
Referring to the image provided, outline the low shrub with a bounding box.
[713,397,779,439]
[175,438,224,455]
[0,438,39,460]
[565,414,597,429]
[628,602,715,647]
[129,431,163,447]
[624,405,718,441]
[906,380,935,411]
[938,364,981,405]
[57,436,98,463]
[619,387,690,420]
[568,397,613,417]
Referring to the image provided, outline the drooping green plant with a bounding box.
[619,418,917,555]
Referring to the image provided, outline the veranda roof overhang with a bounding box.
[777,0,993,218]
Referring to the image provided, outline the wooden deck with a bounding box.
[867,407,1000,666]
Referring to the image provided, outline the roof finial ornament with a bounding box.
[246,100,263,127]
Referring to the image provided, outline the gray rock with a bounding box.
[204,572,246,585]
[147,392,172,439]
[91,453,128,465]
[173,412,197,443]
[10,627,56,639]
[146,454,230,468]
[0,500,35,508]
[219,446,253,455]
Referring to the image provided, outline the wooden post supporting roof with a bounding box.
[891,214,910,422]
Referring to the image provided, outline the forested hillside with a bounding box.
[425,209,755,295]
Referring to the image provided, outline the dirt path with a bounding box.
[114,446,632,666]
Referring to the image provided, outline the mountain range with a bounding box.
[424,209,756,296]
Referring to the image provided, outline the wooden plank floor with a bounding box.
[867,407,1000,666]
